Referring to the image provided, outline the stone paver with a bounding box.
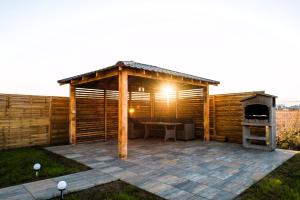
[23,179,58,199]
[0,139,295,200]
[45,139,295,200]
[49,139,296,200]
[0,185,34,200]
[198,186,221,199]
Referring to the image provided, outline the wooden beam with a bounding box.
[129,82,198,93]
[127,69,212,87]
[82,75,90,81]
[118,69,128,159]
[70,70,118,86]
[69,85,76,144]
[203,85,210,141]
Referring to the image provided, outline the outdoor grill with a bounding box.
[244,104,269,120]
[241,93,277,151]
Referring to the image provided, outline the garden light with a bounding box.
[33,163,41,177]
[57,180,67,200]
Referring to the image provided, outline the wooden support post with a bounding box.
[150,91,155,118]
[118,69,128,159]
[69,85,76,144]
[175,89,178,119]
[203,85,210,141]
[104,90,107,141]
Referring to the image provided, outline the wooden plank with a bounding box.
[0,94,51,149]
[104,89,107,141]
[203,85,210,141]
[177,88,204,137]
[209,91,260,143]
[69,85,76,144]
[2,90,287,149]
[209,95,216,135]
[212,95,216,135]
[127,69,212,87]
[75,88,106,142]
[118,69,128,159]
[48,97,52,145]
[67,70,118,86]
[131,92,151,118]
[150,91,155,118]
[128,90,132,118]
[175,89,178,118]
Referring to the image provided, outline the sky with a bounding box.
[0,0,299,102]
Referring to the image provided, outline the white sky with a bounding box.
[0,0,299,101]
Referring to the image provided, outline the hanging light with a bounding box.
[33,163,41,177]
[138,87,145,92]
[129,108,135,114]
[57,180,67,200]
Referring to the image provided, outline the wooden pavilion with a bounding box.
[58,61,219,159]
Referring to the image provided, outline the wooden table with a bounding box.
[140,122,182,142]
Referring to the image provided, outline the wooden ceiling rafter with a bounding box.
[66,66,212,93]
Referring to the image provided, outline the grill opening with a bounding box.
[245,104,269,120]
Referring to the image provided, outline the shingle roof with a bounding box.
[240,93,277,102]
[58,61,220,85]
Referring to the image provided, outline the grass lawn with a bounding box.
[0,147,90,188]
[236,153,300,200]
[50,180,163,200]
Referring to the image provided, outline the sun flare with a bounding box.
[161,84,174,104]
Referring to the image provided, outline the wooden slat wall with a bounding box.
[154,91,176,118]
[150,88,204,137]
[178,89,204,137]
[0,95,8,149]
[130,92,151,118]
[76,88,105,142]
[209,92,262,143]
[0,94,50,149]
[106,90,118,139]
[209,96,216,135]
[0,94,69,149]
[50,97,69,144]
[2,90,282,149]
[74,88,119,142]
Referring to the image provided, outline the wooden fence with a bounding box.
[208,92,260,143]
[0,92,298,149]
[0,94,68,149]
[49,97,69,144]
[208,92,300,143]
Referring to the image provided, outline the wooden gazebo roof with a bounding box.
[62,61,218,158]
[58,61,220,86]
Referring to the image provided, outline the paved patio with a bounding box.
[44,139,294,200]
